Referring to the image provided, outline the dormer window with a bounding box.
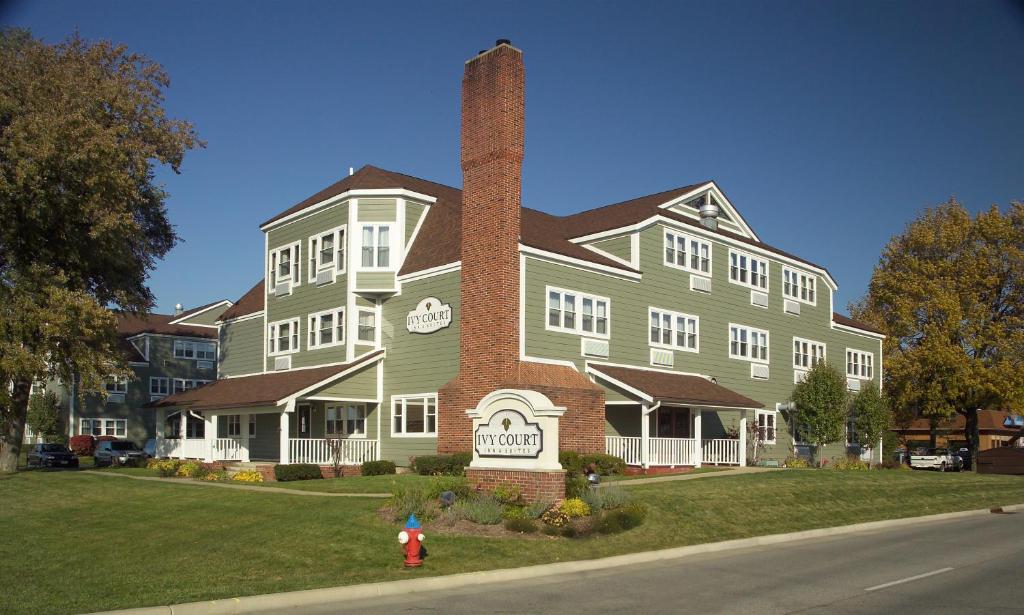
[360,224,393,269]
[308,226,346,283]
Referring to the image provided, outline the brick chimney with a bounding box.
[438,41,605,455]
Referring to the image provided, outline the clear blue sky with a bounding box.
[5,0,1023,315]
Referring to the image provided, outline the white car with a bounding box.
[910,448,962,472]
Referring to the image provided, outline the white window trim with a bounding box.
[728,323,770,364]
[172,378,212,394]
[80,417,127,438]
[782,266,817,306]
[268,318,301,356]
[355,308,378,346]
[325,402,368,438]
[648,307,699,353]
[307,225,347,283]
[149,377,169,397]
[104,377,128,395]
[846,348,874,380]
[663,229,713,277]
[307,306,345,350]
[544,285,611,340]
[391,393,438,438]
[173,340,217,361]
[728,248,770,291]
[756,409,778,445]
[792,337,826,370]
[268,241,302,293]
[357,222,399,271]
[226,414,241,437]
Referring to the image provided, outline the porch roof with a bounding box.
[148,350,384,411]
[588,364,764,409]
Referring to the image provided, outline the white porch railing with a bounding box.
[605,436,642,466]
[183,438,205,459]
[156,438,181,458]
[702,438,741,465]
[649,437,698,466]
[212,438,244,461]
[289,438,379,465]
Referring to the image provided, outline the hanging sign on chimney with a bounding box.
[406,297,452,334]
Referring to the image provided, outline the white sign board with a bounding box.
[406,297,452,334]
[467,389,565,471]
[475,410,544,459]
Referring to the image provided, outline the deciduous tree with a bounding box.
[0,29,200,472]
[26,391,61,443]
[789,361,849,467]
[851,200,1024,469]
[851,385,891,468]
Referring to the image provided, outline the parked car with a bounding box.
[94,441,148,467]
[956,448,973,471]
[26,443,79,469]
[910,447,962,472]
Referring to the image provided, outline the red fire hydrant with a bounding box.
[397,513,425,567]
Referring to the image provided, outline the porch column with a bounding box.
[739,409,748,467]
[203,413,215,463]
[279,411,290,465]
[156,408,166,455]
[640,402,651,469]
[178,411,187,460]
[241,413,251,462]
[693,409,703,468]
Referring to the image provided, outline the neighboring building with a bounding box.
[152,41,883,470]
[33,302,229,444]
[893,410,1024,452]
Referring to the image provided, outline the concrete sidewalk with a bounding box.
[81,470,390,497]
[604,465,779,487]
[89,503,1024,615]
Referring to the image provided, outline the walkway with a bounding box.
[603,465,780,487]
[81,470,391,498]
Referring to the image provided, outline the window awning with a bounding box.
[587,363,764,409]
[147,350,384,411]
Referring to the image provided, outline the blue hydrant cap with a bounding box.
[405,513,421,529]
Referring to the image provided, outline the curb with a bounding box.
[80,471,390,498]
[91,502,1023,615]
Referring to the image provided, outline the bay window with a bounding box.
[360,224,393,269]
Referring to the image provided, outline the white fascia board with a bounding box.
[650,181,760,242]
[832,322,887,340]
[580,242,635,269]
[585,360,709,379]
[519,245,642,281]
[276,349,386,406]
[260,189,437,232]
[168,300,234,325]
[215,311,265,326]
[584,366,654,403]
[125,333,217,343]
[521,355,579,369]
[395,261,461,282]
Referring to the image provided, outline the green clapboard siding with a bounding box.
[356,198,397,222]
[310,361,379,399]
[356,271,396,290]
[588,235,632,262]
[220,317,264,377]
[406,201,427,245]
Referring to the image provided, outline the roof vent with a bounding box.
[698,195,719,231]
[174,303,183,315]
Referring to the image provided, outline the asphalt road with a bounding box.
[306,512,1024,614]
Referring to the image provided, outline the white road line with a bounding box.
[864,567,955,592]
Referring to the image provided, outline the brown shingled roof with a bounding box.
[149,351,384,410]
[590,364,763,409]
[894,410,1022,435]
[832,313,885,335]
[219,280,265,321]
[116,313,217,339]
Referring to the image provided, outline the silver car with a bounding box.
[94,441,148,467]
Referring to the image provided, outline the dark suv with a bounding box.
[26,443,79,468]
[94,441,148,467]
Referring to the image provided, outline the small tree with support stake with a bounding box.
[790,362,849,467]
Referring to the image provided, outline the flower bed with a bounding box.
[146,459,261,483]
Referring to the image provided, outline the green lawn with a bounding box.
[602,466,728,482]
[2,469,1022,614]
[259,473,428,493]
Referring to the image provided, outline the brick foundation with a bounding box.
[466,467,566,503]
[317,464,363,478]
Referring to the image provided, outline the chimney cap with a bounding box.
[496,38,512,46]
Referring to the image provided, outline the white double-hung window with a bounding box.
[391,394,437,437]
[783,267,816,304]
[756,409,777,444]
[150,377,169,397]
[360,224,393,269]
[327,403,366,437]
[649,307,699,352]
[172,379,211,394]
[846,349,874,379]
[664,230,712,275]
[307,307,345,349]
[104,377,128,395]
[357,309,377,344]
[729,323,769,362]
[269,242,302,290]
[174,340,216,361]
[308,226,346,282]
[546,287,610,338]
[268,318,300,355]
[793,338,826,370]
[729,249,769,290]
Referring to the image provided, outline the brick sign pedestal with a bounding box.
[466,389,566,503]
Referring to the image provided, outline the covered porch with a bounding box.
[149,351,385,466]
[588,363,764,469]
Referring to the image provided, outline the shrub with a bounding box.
[559,450,583,475]
[232,470,264,483]
[784,456,811,469]
[831,456,869,471]
[391,483,439,523]
[540,506,570,528]
[69,435,95,456]
[361,460,396,476]
[525,500,552,519]
[880,460,910,470]
[560,498,591,518]
[580,453,626,476]
[202,469,228,481]
[426,476,471,500]
[502,506,528,520]
[176,461,205,478]
[597,504,647,534]
[274,463,323,482]
[410,453,471,476]
[504,518,538,533]
[597,485,630,510]
[492,484,522,505]
[565,475,589,499]
[541,524,561,536]
[148,458,182,477]
[452,496,504,525]
[560,525,580,538]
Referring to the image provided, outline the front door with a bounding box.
[297,404,312,438]
[657,407,691,438]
